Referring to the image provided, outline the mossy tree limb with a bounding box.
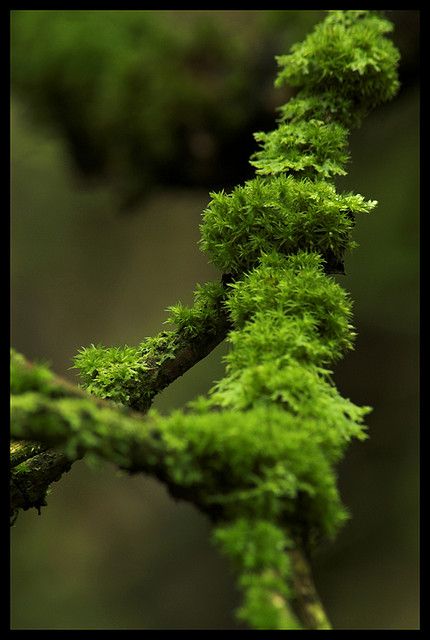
[73,280,230,411]
[11,352,330,631]
[11,349,359,530]
[11,10,400,630]
[9,300,230,520]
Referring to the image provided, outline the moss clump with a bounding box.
[10,349,55,396]
[149,401,367,537]
[166,280,226,337]
[73,279,226,410]
[74,340,169,410]
[214,519,300,630]
[224,252,355,355]
[251,119,350,178]
[275,10,400,118]
[200,176,376,274]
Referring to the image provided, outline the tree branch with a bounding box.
[10,440,75,524]
[10,307,230,520]
[11,8,400,627]
[11,352,332,630]
[138,309,230,410]
[290,543,332,630]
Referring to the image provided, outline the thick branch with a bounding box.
[9,360,156,513]
[10,312,230,518]
[11,369,332,630]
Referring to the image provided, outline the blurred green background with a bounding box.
[10,10,419,630]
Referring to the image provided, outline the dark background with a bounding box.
[10,10,419,630]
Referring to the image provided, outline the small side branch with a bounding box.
[143,313,230,408]
[10,311,230,520]
[73,283,231,412]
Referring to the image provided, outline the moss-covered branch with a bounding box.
[74,280,230,411]
[11,352,331,630]
[10,349,145,521]
[10,286,231,520]
[11,10,400,630]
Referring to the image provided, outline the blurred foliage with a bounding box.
[10,10,325,209]
[10,10,418,211]
[10,9,419,631]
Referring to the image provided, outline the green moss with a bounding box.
[200,176,376,274]
[11,10,400,630]
[73,280,226,409]
[251,119,350,178]
[148,402,367,536]
[13,459,33,474]
[214,519,301,629]
[10,348,55,395]
[73,331,191,410]
[73,343,146,407]
[11,390,150,467]
[277,92,360,129]
[226,253,345,321]
[167,280,226,337]
[275,10,400,117]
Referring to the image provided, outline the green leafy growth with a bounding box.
[11,10,401,631]
[277,92,362,129]
[151,402,366,536]
[200,175,376,274]
[74,337,173,411]
[225,252,355,355]
[275,10,400,119]
[249,11,399,182]
[251,119,349,178]
[10,349,53,395]
[166,280,225,337]
[74,343,145,406]
[74,280,226,409]
[214,519,301,629]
